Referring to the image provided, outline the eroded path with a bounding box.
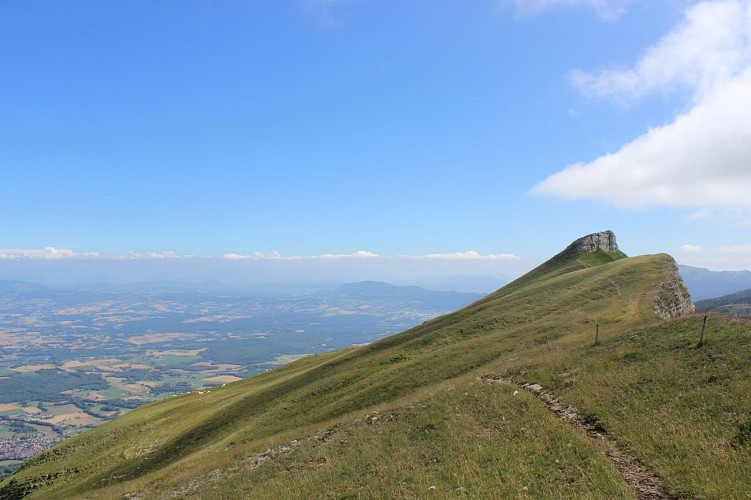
[481,376,672,500]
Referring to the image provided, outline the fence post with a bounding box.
[594,323,600,346]
[698,315,708,347]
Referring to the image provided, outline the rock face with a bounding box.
[556,230,620,259]
[654,260,696,319]
[568,230,619,254]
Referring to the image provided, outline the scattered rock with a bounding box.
[495,378,670,499]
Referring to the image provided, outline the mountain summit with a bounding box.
[496,231,627,296]
[565,230,619,255]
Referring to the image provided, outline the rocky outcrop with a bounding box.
[546,230,623,265]
[566,230,619,255]
[654,260,695,319]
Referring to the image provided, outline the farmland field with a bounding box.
[0,280,482,477]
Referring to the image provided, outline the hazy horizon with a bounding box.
[0,255,518,292]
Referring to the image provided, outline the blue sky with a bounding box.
[2,0,751,283]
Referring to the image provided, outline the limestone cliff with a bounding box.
[564,230,619,255]
[654,259,696,319]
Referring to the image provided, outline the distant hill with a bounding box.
[14,232,751,500]
[696,287,751,317]
[413,274,506,293]
[333,281,485,310]
[0,279,46,294]
[679,264,751,301]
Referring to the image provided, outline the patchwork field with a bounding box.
[0,281,482,478]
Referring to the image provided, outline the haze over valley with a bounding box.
[0,279,484,478]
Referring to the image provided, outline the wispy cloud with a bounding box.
[712,243,751,254]
[681,244,701,253]
[223,250,520,261]
[569,0,750,100]
[115,251,181,260]
[221,250,379,261]
[300,0,366,27]
[1,248,520,262]
[678,240,751,270]
[533,0,751,214]
[418,251,520,261]
[501,0,636,21]
[0,247,79,260]
[0,248,181,261]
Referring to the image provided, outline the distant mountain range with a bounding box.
[332,281,485,311]
[678,265,751,301]
[696,287,751,317]
[0,279,46,293]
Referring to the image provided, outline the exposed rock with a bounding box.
[654,260,695,319]
[565,230,619,255]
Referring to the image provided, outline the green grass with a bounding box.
[66,365,96,373]
[179,377,632,499]
[0,428,18,439]
[520,314,751,498]
[153,354,201,368]
[97,388,127,399]
[4,249,747,499]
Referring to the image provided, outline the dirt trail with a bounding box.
[481,376,672,500]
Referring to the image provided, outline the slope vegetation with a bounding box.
[696,287,751,317]
[5,234,745,499]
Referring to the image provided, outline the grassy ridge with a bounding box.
[4,250,737,499]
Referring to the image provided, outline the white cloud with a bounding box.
[713,243,751,253]
[351,250,379,258]
[2,248,519,263]
[570,1,751,100]
[533,0,751,213]
[0,248,184,261]
[678,241,751,270]
[222,250,379,261]
[502,0,635,20]
[419,251,521,260]
[115,251,180,260]
[220,250,518,261]
[0,247,78,260]
[222,253,248,260]
[681,244,701,253]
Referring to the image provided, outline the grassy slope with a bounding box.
[523,314,751,498]
[4,250,748,498]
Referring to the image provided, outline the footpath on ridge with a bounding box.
[481,375,672,500]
